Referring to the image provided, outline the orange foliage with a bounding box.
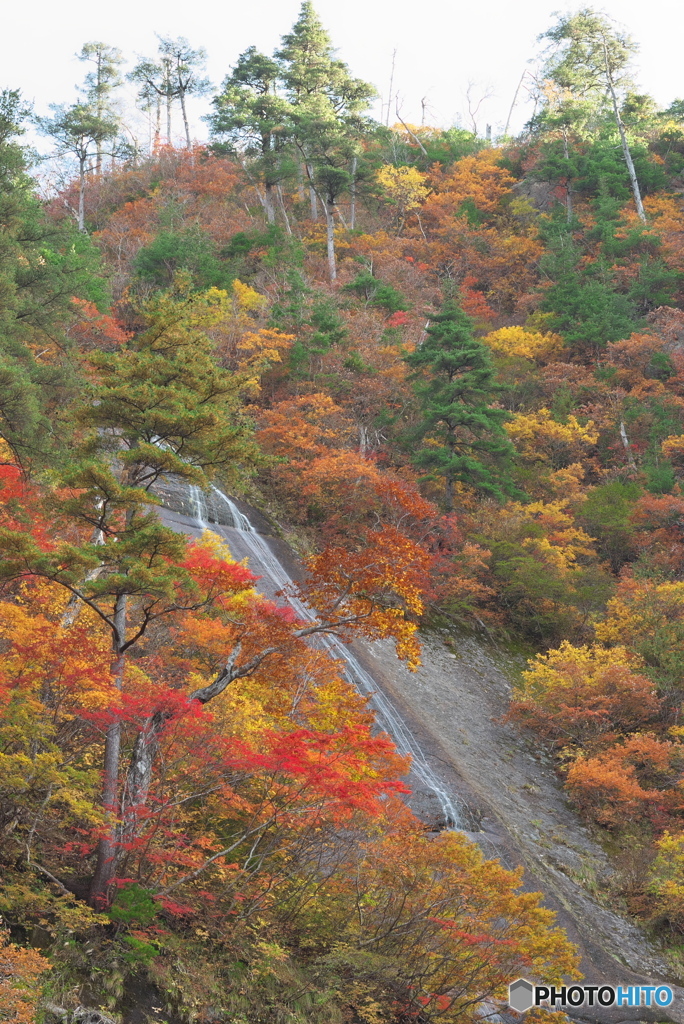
[565,735,684,827]
[0,930,50,1024]
[631,491,684,576]
[425,151,517,220]
[305,524,432,666]
[68,298,130,351]
[511,642,660,749]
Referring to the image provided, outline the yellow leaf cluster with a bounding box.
[504,408,598,465]
[506,500,596,571]
[237,328,295,382]
[482,326,563,361]
[376,165,429,211]
[521,641,637,702]
[231,279,267,314]
[596,580,684,646]
[661,434,684,467]
[649,830,684,927]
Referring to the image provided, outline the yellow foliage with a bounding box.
[482,326,563,362]
[547,463,587,502]
[376,165,429,211]
[231,279,267,315]
[237,328,295,380]
[501,499,597,571]
[661,434,684,468]
[521,641,639,703]
[505,408,598,466]
[650,831,684,926]
[596,579,684,646]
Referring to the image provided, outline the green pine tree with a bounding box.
[405,299,517,510]
[208,46,293,226]
[277,2,376,279]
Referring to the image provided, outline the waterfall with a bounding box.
[192,485,461,828]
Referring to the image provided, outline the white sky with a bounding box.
[4,0,683,148]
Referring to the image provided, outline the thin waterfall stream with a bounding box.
[188,484,462,828]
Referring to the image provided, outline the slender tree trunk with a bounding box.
[620,420,638,470]
[89,594,127,906]
[504,69,527,137]
[166,85,172,145]
[562,127,573,224]
[307,163,318,220]
[263,182,276,225]
[276,183,292,235]
[119,708,167,853]
[603,44,646,224]
[154,97,161,151]
[325,197,337,282]
[444,429,455,512]
[78,155,86,233]
[444,473,454,513]
[179,88,191,149]
[350,156,357,230]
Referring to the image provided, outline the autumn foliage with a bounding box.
[8,8,684,1012]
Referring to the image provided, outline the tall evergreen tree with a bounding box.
[405,300,516,510]
[277,2,376,279]
[77,42,124,172]
[0,89,104,466]
[208,47,292,226]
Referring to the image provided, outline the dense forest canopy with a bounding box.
[3,4,684,1022]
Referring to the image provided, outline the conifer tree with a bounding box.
[0,284,261,905]
[0,90,102,466]
[405,299,516,510]
[277,2,376,279]
[77,42,124,172]
[209,47,292,225]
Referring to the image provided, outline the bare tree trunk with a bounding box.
[562,127,573,224]
[325,198,337,282]
[179,89,191,149]
[154,97,161,151]
[350,155,357,230]
[603,44,646,224]
[307,163,318,220]
[119,708,166,852]
[276,183,292,235]
[90,594,127,906]
[385,49,397,127]
[263,182,276,225]
[504,69,527,137]
[78,155,86,233]
[620,420,638,470]
[166,85,172,145]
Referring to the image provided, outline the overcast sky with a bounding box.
[4,0,683,149]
